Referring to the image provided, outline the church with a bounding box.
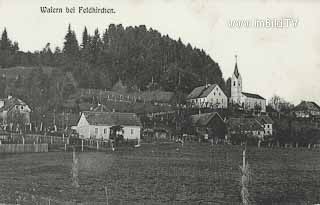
[229,56,266,112]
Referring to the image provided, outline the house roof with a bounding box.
[294,101,320,112]
[111,79,127,93]
[242,92,265,100]
[255,115,273,124]
[0,97,29,112]
[83,111,142,127]
[227,117,264,131]
[187,84,220,99]
[190,112,224,127]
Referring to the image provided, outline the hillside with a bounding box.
[0,25,226,121]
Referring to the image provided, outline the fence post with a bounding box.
[97,141,99,151]
[81,139,84,152]
[51,136,53,144]
[65,144,67,152]
[22,136,25,145]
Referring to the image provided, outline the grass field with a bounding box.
[0,143,320,204]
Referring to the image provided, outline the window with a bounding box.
[233,81,236,86]
[219,92,221,96]
[131,129,134,135]
[104,128,108,134]
[95,128,98,134]
[214,92,216,96]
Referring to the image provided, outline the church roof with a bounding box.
[242,92,265,100]
[187,84,220,99]
[234,62,240,78]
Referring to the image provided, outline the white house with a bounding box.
[230,56,266,112]
[255,115,273,136]
[0,96,31,125]
[186,84,228,109]
[75,111,142,140]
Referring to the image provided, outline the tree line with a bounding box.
[0,25,226,95]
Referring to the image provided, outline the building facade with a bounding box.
[229,56,266,112]
[0,96,31,125]
[190,112,226,140]
[75,111,142,140]
[186,84,228,109]
[294,101,320,119]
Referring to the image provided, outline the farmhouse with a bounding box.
[75,111,142,140]
[190,112,226,140]
[255,115,274,136]
[186,84,228,109]
[229,56,266,112]
[0,96,31,125]
[293,101,320,119]
[227,117,264,139]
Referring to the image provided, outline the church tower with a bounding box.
[230,55,242,104]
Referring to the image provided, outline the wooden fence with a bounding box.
[0,144,48,153]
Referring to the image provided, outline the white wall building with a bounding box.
[186,84,228,109]
[75,111,142,140]
[230,56,266,112]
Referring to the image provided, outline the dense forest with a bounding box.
[0,24,226,113]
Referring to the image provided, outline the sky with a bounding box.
[0,0,319,105]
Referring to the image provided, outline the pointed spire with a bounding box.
[234,54,240,78]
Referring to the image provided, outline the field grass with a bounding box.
[0,143,320,204]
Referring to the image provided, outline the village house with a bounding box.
[227,117,265,140]
[186,84,228,109]
[0,96,31,125]
[255,115,274,136]
[190,112,226,141]
[293,101,320,119]
[229,56,266,112]
[75,111,142,140]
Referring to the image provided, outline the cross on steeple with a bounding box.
[235,54,238,63]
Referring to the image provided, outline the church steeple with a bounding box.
[234,55,240,78]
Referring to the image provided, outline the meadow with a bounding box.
[0,143,320,204]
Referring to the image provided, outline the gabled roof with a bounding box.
[294,101,320,112]
[255,115,273,124]
[227,117,264,131]
[92,104,111,112]
[187,84,222,99]
[0,97,29,112]
[242,92,265,100]
[190,112,224,127]
[111,79,127,93]
[83,111,142,127]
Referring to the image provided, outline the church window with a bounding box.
[239,83,240,86]
[233,81,236,86]
[214,92,216,96]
